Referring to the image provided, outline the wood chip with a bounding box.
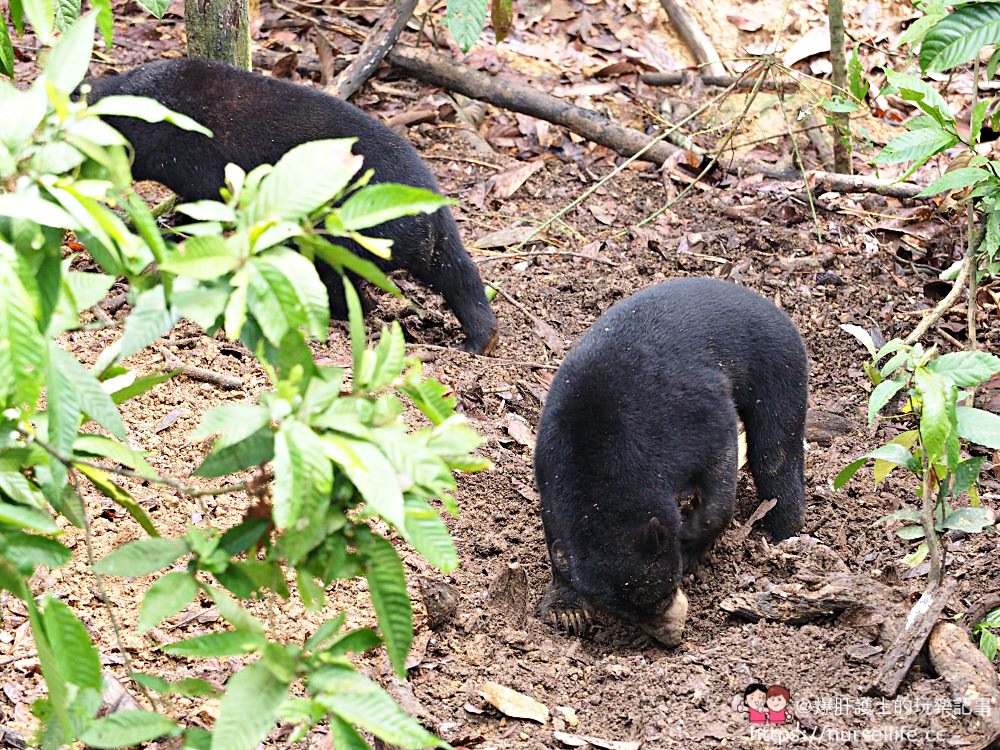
[478,681,549,723]
[503,414,536,449]
[553,730,642,749]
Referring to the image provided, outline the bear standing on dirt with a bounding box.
[534,278,808,646]
[81,58,498,354]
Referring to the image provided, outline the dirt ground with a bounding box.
[2,0,1000,748]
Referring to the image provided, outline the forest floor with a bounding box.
[3,0,1000,748]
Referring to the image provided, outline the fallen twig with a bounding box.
[330,0,418,99]
[642,71,797,91]
[865,577,957,697]
[386,45,696,161]
[659,0,725,77]
[156,345,244,391]
[474,250,619,267]
[733,161,925,198]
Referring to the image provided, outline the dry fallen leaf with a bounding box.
[503,413,536,449]
[783,26,831,67]
[478,681,549,723]
[488,160,545,199]
[726,11,762,32]
[553,730,642,749]
[472,226,538,249]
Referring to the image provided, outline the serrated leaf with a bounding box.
[868,378,905,425]
[847,44,869,101]
[0,265,45,408]
[337,184,449,232]
[446,0,488,53]
[212,661,290,750]
[917,166,991,197]
[398,375,456,426]
[873,126,957,166]
[956,406,1000,448]
[255,248,330,340]
[139,571,199,632]
[312,665,442,748]
[134,0,169,17]
[160,235,239,279]
[914,367,950,462]
[920,2,1000,73]
[324,435,405,528]
[884,69,953,124]
[249,139,362,224]
[0,17,14,78]
[53,0,81,32]
[45,11,96,91]
[329,716,372,750]
[79,711,180,748]
[161,630,265,657]
[42,596,102,690]
[928,351,1000,387]
[273,420,331,531]
[49,343,126,439]
[403,497,458,571]
[94,537,188,576]
[194,426,275,477]
[360,534,412,678]
[64,269,114,314]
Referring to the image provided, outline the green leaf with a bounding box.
[170,678,221,698]
[49,344,126,439]
[161,630,265,657]
[971,99,990,146]
[111,369,179,404]
[917,167,991,197]
[273,420,331,531]
[54,0,81,33]
[64,269,114,314]
[139,571,199,632]
[897,524,926,540]
[175,200,236,222]
[337,184,450,232]
[120,286,179,360]
[980,629,998,661]
[27,598,70,740]
[0,262,46,408]
[160,235,239,279]
[873,429,919,484]
[76,464,159,537]
[403,497,458,572]
[304,612,346,652]
[134,0,169,16]
[835,443,920,490]
[94,537,188,576]
[902,542,928,568]
[79,711,180,748]
[204,584,265,634]
[847,44,869,101]
[920,2,1000,73]
[43,596,102,690]
[873,126,957,166]
[194,426,275,477]
[45,11,96,91]
[324,435,405,528]
[192,402,270,443]
[884,69,953,124]
[0,501,58,533]
[90,0,112,44]
[990,47,1000,80]
[954,456,986,496]
[89,95,212,136]
[74,434,157,479]
[0,194,78,228]
[218,517,270,555]
[875,507,922,525]
[21,0,55,45]
[249,139,362,224]
[360,534,412,678]
[212,660,291,750]
[0,17,14,78]
[2,535,72,571]
[868,378,905,425]
[254,248,330,340]
[929,351,1000,387]
[446,0,488,53]
[398,375,457,426]
[308,236,403,298]
[914,368,950,462]
[311,665,442,748]
[956,406,1000,449]
[329,716,372,750]
[940,507,995,533]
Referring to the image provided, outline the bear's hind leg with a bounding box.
[744,406,806,541]
[680,443,738,568]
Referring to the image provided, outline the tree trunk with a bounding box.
[184,0,251,69]
[828,0,851,173]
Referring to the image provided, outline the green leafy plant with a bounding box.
[972,606,1000,661]
[1,13,485,749]
[836,327,1000,574]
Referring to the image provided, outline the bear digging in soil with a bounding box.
[81,58,498,354]
[534,278,808,646]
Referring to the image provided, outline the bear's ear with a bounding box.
[638,517,671,554]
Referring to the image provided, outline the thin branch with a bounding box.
[156,345,244,391]
[659,0,725,77]
[329,0,418,99]
[641,71,797,91]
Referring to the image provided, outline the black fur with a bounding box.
[534,278,808,632]
[81,58,498,353]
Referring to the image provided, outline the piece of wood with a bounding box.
[659,0,725,77]
[641,71,797,91]
[185,0,251,69]
[928,621,1000,738]
[719,572,898,623]
[387,45,696,162]
[330,0,418,100]
[156,345,244,391]
[733,161,925,198]
[865,577,958,697]
[828,0,852,174]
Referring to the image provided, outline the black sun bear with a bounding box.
[534,278,809,645]
[81,58,498,354]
